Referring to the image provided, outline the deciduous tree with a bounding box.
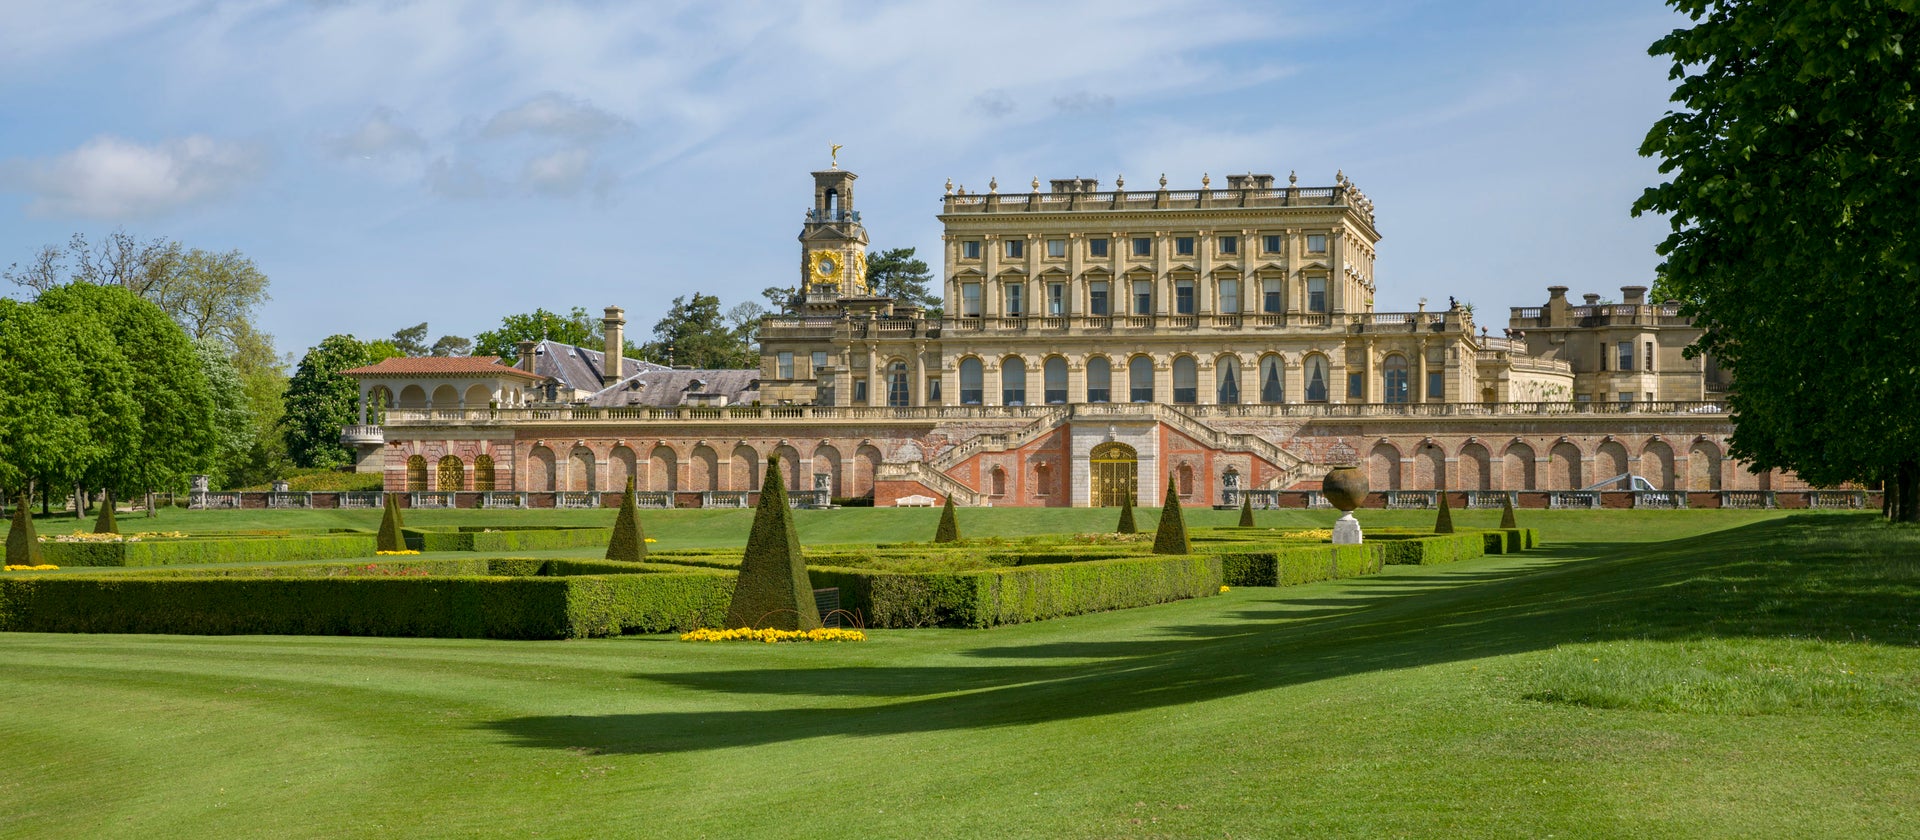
[282,335,375,469]
[640,293,756,369]
[1632,0,1920,521]
[472,307,607,359]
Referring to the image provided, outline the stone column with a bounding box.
[912,343,927,407]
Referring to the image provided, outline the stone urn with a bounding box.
[1321,466,1369,512]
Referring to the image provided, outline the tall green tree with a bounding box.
[0,301,99,497]
[472,307,611,359]
[865,247,941,316]
[283,335,375,469]
[195,338,256,488]
[390,322,431,356]
[1632,0,1920,521]
[37,283,212,498]
[640,293,757,369]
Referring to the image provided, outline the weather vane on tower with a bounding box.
[830,143,842,169]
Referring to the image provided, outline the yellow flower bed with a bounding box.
[36,531,188,543]
[4,565,59,571]
[374,549,421,556]
[1285,528,1334,541]
[680,627,867,643]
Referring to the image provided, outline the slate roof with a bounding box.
[530,339,669,393]
[340,355,545,380]
[585,367,762,408]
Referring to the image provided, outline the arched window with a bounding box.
[1177,463,1194,497]
[1002,357,1027,405]
[1260,354,1284,403]
[1217,356,1241,404]
[959,357,984,405]
[989,466,1007,497]
[1383,355,1410,404]
[1086,356,1111,403]
[406,455,428,491]
[1129,356,1154,403]
[1043,357,1068,404]
[886,360,909,407]
[437,455,464,492]
[473,454,496,492]
[1035,462,1053,496]
[1171,356,1197,404]
[1304,354,1330,403]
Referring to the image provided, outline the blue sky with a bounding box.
[0,0,1689,361]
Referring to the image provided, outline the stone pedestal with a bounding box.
[1332,511,1364,544]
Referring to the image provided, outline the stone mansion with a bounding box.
[340,163,1809,508]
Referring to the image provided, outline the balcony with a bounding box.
[340,424,384,446]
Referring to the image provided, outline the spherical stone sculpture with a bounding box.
[1322,466,1369,545]
[1321,466,1369,512]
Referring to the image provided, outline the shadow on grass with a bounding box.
[482,514,1920,755]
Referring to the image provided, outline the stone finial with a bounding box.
[1201,172,1211,188]
[1336,169,1345,184]
[1289,170,1297,185]
[1115,174,1125,188]
[1158,173,1168,188]
[945,178,953,195]
[1031,176,1040,192]
[988,177,998,194]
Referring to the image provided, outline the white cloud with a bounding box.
[326,108,427,159]
[522,147,594,195]
[483,93,628,142]
[4,134,265,219]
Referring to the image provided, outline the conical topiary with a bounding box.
[1152,475,1190,555]
[1238,493,1255,527]
[606,477,646,561]
[934,494,959,543]
[1433,489,1454,534]
[7,492,43,567]
[724,456,822,631]
[1498,491,1518,530]
[376,491,407,552]
[92,487,119,535]
[1116,485,1138,534]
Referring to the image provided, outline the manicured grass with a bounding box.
[2,512,1915,837]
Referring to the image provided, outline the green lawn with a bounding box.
[3,510,1916,838]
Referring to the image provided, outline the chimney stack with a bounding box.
[1621,285,1648,305]
[1545,285,1571,327]
[517,340,537,373]
[602,306,626,386]
[1582,293,1601,306]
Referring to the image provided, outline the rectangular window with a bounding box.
[1306,234,1328,253]
[1089,281,1110,316]
[961,282,982,317]
[1619,391,1635,403]
[1005,239,1025,259]
[1307,277,1327,313]
[853,378,867,402]
[1005,283,1024,316]
[1218,279,1239,314]
[1576,393,1593,403]
[1089,238,1109,258]
[1220,235,1238,255]
[1645,391,1655,403]
[962,241,981,259]
[811,350,828,372]
[1132,280,1152,315]
[1046,239,1065,258]
[1131,237,1152,257]
[929,378,942,401]
[1174,280,1194,314]
[1263,234,1283,254]
[1263,278,1282,313]
[1645,341,1655,372]
[1047,282,1065,316]
[1427,371,1444,401]
[1175,236,1195,256]
[1348,372,1365,399]
[1617,340,1633,372]
[777,351,794,379]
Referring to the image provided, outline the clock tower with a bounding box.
[799,165,872,312]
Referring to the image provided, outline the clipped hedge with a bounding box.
[1213,544,1382,587]
[41,534,379,567]
[0,571,732,639]
[1374,532,1487,566]
[406,527,611,553]
[809,553,1222,629]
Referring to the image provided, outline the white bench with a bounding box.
[894,494,938,507]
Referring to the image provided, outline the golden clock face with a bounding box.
[812,251,839,279]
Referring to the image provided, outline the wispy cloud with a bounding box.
[483,93,629,143]
[3,134,266,219]
[326,108,427,159]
